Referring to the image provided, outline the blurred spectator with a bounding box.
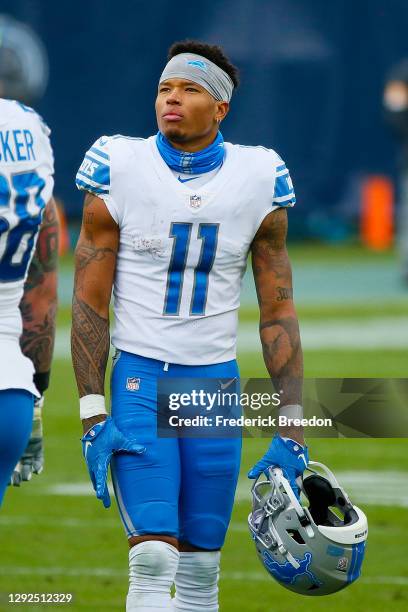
[383,59,408,283]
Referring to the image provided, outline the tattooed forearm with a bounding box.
[71,243,113,395]
[19,198,59,373]
[259,316,303,405]
[24,198,59,290]
[71,296,110,396]
[20,300,57,372]
[251,208,303,406]
[71,192,119,400]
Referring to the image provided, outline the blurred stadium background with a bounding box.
[1,1,408,610]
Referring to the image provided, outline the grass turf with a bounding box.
[1,245,407,611]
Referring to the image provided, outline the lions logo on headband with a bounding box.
[186,59,208,72]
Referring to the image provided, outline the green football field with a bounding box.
[1,245,407,611]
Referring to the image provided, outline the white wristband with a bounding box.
[279,404,303,419]
[80,394,107,420]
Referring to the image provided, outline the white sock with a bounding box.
[126,540,179,611]
[173,551,220,611]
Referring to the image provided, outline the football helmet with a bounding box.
[0,15,48,103]
[248,461,368,596]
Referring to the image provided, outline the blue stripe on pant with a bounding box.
[110,351,242,550]
[0,389,34,506]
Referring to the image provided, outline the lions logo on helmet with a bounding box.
[262,551,322,587]
[248,462,368,596]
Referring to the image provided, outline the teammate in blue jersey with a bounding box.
[72,40,307,611]
[0,98,58,505]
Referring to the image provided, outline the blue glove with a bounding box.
[248,433,309,499]
[82,416,145,508]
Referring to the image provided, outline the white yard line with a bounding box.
[237,318,408,350]
[54,318,408,359]
[0,516,399,535]
[235,470,408,505]
[0,516,118,528]
[0,565,406,585]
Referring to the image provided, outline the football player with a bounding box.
[72,40,307,611]
[0,98,58,504]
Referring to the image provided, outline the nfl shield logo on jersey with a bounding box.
[126,377,140,391]
[189,195,202,209]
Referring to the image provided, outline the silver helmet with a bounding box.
[0,15,48,103]
[248,461,368,596]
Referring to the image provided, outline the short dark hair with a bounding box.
[168,40,240,89]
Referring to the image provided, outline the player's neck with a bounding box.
[167,129,219,152]
[156,131,225,175]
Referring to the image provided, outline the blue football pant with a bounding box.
[110,351,242,550]
[0,389,34,506]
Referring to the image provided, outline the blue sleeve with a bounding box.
[273,162,296,207]
[75,137,111,196]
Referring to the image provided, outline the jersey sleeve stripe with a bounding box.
[76,169,109,188]
[86,158,110,185]
[75,177,109,195]
[84,153,110,169]
[90,146,110,161]
[273,194,296,204]
[276,163,287,173]
[76,154,110,187]
[76,138,111,196]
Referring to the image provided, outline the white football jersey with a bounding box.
[76,135,295,365]
[0,99,54,394]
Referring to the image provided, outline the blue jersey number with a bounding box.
[0,171,46,282]
[164,222,219,316]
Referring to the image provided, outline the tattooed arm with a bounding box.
[251,208,304,444]
[71,192,119,433]
[19,197,59,389]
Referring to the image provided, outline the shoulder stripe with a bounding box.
[274,194,296,203]
[76,171,108,190]
[90,146,109,160]
[75,177,109,195]
[76,170,107,187]
[84,153,108,167]
[77,154,110,186]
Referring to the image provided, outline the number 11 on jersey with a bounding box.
[163,222,219,316]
